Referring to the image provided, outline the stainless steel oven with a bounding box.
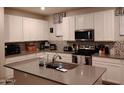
[72,45,96,65]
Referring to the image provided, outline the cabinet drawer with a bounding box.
[92,57,121,64]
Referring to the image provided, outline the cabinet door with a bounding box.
[76,13,94,30]
[92,61,107,81]
[23,17,34,41]
[41,20,49,40]
[54,23,63,37]
[23,17,40,41]
[94,10,115,41]
[23,17,48,41]
[120,16,124,35]
[83,13,94,29]
[94,12,104,41]
[62,16,75,41]
[5,15,23,42]
[104,10,115,41]
[107,64,121,84]
[76,15,84,30]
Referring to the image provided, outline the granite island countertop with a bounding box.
[93,53,124,60]
[4,58,106,85]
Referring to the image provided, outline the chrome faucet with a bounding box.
[52,54,62,63]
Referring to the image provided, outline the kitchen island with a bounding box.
[4,58,106,85]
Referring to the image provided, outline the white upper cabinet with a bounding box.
[23,17,49,41]
[104,10,115,41]
[54,23,63,37]
[5,15,49,42]
[94,11,104,41]
[120,16,124,35]
[62,16,75,41]
[42,20,49,40]
[94,10,115,41]
[5,15,23,42]
[76,13,94,30]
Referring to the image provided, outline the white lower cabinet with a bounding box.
[92,61,108,81]
[122,62,124,84]
[56,53,72,63]
[92,57,122,84]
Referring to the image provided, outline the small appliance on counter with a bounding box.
[39,42,45,50]
[98,44,105,54]
[25,42,37,53]
[5,44,21,56]
[50,44,57,50]
[63,46,73,52]
[105,46,110,55]
[44,41,50,50]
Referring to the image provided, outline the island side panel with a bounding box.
[14,70,62,85]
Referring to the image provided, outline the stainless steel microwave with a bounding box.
[75,29,94,41]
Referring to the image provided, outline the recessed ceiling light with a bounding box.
[40,7,45,11]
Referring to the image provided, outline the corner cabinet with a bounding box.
[23,17,49,41]
[92,56,122,84]
[62,16,75,41]
[94,10,115,41]
[75,13,94,30]
[5,15,24,42]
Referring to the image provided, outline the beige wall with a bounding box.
[66,7,115,16]
[5,8,47,20]
[0,8,5,80]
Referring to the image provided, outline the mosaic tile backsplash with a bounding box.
[113,41,124,56]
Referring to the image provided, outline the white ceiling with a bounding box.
[9,7,82,16]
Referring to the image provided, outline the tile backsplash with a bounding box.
[6,40,124,56]
[112,41,124,56]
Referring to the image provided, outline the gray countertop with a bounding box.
[4,58,106,85]
[93,53,124,60]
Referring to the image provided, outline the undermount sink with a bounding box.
[46,62,78,70]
